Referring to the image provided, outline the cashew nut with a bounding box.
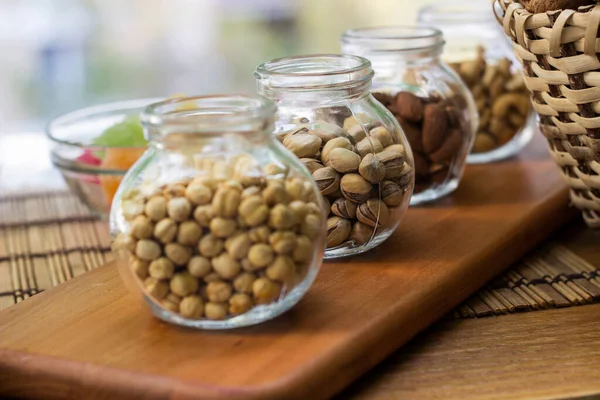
[492,93,530,117]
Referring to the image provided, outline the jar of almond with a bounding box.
[341,27,477,204]
[254,54,415,258]
[110,95,326,329]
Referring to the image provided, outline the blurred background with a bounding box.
[0,0,468,133]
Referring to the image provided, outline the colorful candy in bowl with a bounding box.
[46,98,161,217]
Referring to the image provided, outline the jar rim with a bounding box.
[141,95,276,129]
[254,54,373,92]
[341,26,444,53]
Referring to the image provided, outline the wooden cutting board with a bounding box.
[0,135,575,400]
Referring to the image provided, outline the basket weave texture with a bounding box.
[497,0,600,228]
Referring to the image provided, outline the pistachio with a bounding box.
[340,174,372,203]
[376,146,406,179]
[321,137,353,164]
[300,158,325,174]
[312,167,340,195]
[358,153,386,184]
[356,137,383,157]
[349,221,375,245]
[391,163,413,190]
[326,216,352,248]
[369,126,394,148]
[282,131,322,158]
[346,124,366,143]
[357,199,390,228]
[381,180,404,207]
[327,148,361,173]
[309,121,344,142]
[331,198,357,219]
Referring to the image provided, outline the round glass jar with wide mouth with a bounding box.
[341,26,477,204]
[109,95,327,329]
[418,3,535,163]
[254,54,414,258]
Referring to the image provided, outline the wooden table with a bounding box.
[341,220,600,400]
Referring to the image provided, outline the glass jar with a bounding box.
[418,2,535,163]
[341,27,477,204]
[254,54,414,258]
[109,95,327,329]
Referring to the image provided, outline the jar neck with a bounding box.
[255,54,374,105]
[141,95,275,149]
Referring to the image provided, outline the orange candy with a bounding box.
[100,148,146,205]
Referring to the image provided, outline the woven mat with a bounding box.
[1,191,599,317]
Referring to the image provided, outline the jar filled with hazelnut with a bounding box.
[254,54,414,258]
[110,95,327,329]
[418,2,535,163]
[341,27,477,204]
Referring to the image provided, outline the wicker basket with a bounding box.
[496,0,600,228]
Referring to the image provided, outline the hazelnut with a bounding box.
[358,153,386,184]
[164,243,192,266]
[340,174,372,204]
[225,232,251,259]
[238,195,269,227]
[148,257,175,280]
[154,218,177,244]
[286,178,310,202]
[113,233,136,253]
[248,243,274,269]
[180,295,204,319]
[269,204,297,230]
[229,293,253,315]
[211,253,241,279]
[233,272,256,293]
[204,302,228,320]
[164,183,187,199]
[130,215,153,240]
[300,213,322,239]
[248,225,270,243]
[212,186,241,218]
[241,186,261,199]
[289,200,309,222]
[266,255,295,282]
[263,181,288,206]
[167,197,192,222]
[210,217,237,238]
[177,220,202,245]
[170,272,199,297]
[252,277,282,304]
[193,205,214,227]
[122,199,144,220]
[131,257,149,280]
[203,272,221,283]
[268,231,297,254]
[144,277,169,299]
[187,256,211,278]
[292,235,313,262]
[185,183,212,205]
[135,239,161,261]
[198,234,224,258]
[326,216,352,248]
[206,280,233,302]
[264,162,287,177]
[144,196,167,221]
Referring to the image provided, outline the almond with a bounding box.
[429,129,462,164]
[395,92,423,123]
[422,104,448,154]
[397,116,423,153]
[412,152,431,177]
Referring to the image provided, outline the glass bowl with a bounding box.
[46,98,162,217]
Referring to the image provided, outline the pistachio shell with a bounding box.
[340,173,372,204]
[283,132,322,158]
[326,216,351,248]
[327,148,361,173]
[356,137,383,157]
[312,167,341,195]
[358,153,386,184]
[357,199,390,228]
[321,137,353,164]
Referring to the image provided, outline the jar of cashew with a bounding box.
[418,2,535,163]
[254,54,414,258]
[341,27,477,204]
[110,95,327,329]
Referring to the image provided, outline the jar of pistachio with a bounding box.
[418,2,535,163]
[254,54,414,258]
[110,95,327,329]
[341,27,477,204]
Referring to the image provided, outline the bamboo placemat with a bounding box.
[1,191,599,317]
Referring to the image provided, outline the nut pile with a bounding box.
[450,46,531,154]
[373,92,470,192]
[277,120,412,249]
[113,162,324,321]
